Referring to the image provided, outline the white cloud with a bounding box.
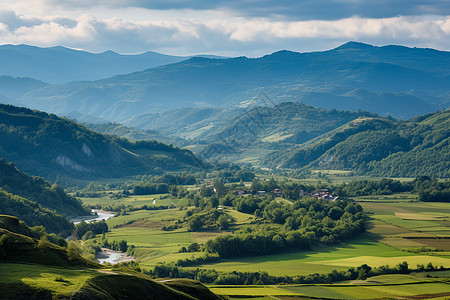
[0,8,449,56]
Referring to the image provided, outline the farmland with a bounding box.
[79,185,450,299]
[209,273,450,299]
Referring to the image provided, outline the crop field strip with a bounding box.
[210,281,450,299]
[359,198,450,251]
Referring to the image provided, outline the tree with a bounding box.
[218,215,230,230]
[188,215,203,231]
[67,241,82,261]
[357,264,372,280]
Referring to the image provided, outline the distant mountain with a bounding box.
[0,104,203,182]
[0,159,88,234]
[122,107,240,139]
[264,110,450,178]
[14,42,449,120]
[83,122,186,146]
[0,75,48,104]
[0,44,187,83]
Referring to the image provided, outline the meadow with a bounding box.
[208,270,450,299]
[0,262,99,297]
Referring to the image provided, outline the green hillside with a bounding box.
[83,121,186,146]
[266,110,450,178]
[0,215,223,299]
[0,159,89,234]
[0,104,203,181]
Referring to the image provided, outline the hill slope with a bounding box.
[83,122,185,146]
[265,110,450,178]
[0,159,88,233]
[0,215,223,300]
[16,42,449,120]
[0,104,203,181]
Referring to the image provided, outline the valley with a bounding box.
[0,42,449,299]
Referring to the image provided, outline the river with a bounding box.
[96,248,136,264]
[71,209,115,224]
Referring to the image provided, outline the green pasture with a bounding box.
[80,194,187,208]
[192,238,429,276]
[103,208,229,268]
[210,273,450,300]
[0,262,98,296]
[236,147,275,165]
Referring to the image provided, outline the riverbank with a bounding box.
[71,209,115,224]
[96,248,135,264]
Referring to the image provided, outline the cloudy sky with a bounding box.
[0,0,449,56]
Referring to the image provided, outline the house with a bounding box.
[257,191,266,196]
[273,189,281,196]
[310,189,337,201]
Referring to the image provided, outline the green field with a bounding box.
[79,194,188,208]
[209,272,450,299]
[359,199,450,250]
[0,263,98,296]
[192,237,450,276]
[104,208,222,268]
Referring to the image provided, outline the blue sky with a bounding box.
[0,0,449,56]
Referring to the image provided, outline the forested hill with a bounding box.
[264,110,450,178]
[83,122,186,146]
[0,159,88,234]
[0,104,203,181]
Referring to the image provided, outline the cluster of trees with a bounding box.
[414,176,450,202]
[131,183,170,195]
[73,220,108,240]
[335,178,408,197]
[205,198,365,258]
[335,176,449,202]
[186,209,232,231]
[149,261,443,285]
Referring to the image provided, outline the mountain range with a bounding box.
[1,42,448,121]
[0,44,188,83]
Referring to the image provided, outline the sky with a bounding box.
[0,0,449,56]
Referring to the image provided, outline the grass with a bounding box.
[0,262,97,296]
[211,282,450,300]
[209,286,299,296]
[103,208,229,268]
[210,277,450,300]
[192,238,417,276]
[80,194,187,208]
